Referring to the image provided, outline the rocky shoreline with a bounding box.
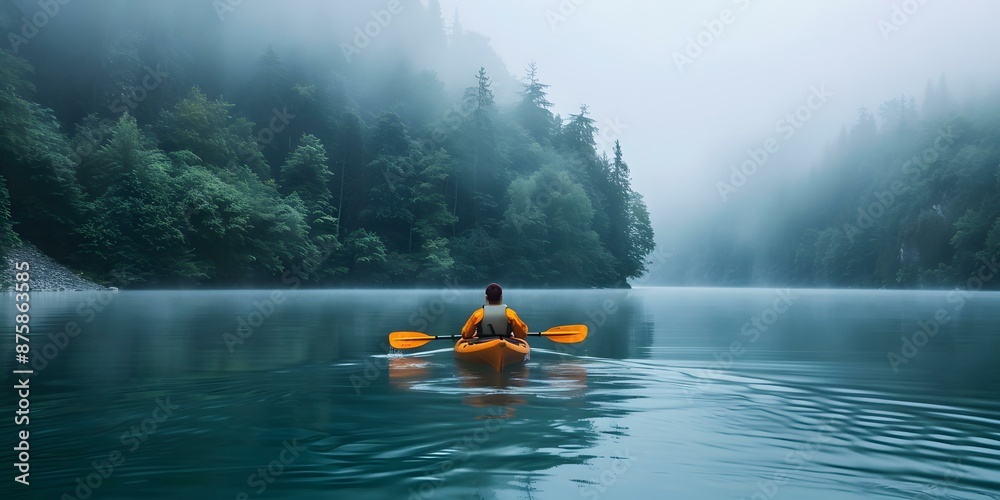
[4,243,111,291]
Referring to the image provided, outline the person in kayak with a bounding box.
[461,283,528,340]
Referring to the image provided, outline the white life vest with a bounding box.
[478,305,512,337]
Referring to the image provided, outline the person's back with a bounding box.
[461,283,528,340]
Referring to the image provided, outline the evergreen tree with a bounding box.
[170,152,254,282]
[0,2,663,288]
[606,140,633,278]
[411,149,458,281]
[501,165,607,286]
[342,228,389,283]
[77,115,202,285]
[332,111,367,237]
[246,46,293,170]
[79,114,169,197]
[461,66,496,225]
[923,74,954,121]
[280,134,333,215]
[559,105,599,159]
[0,50,87,260]
[361,113,415,254]
[515,61,555,143]
[156,87,270,179]
[625,190,656,279]
[249,46,290,120]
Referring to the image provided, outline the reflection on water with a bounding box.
[455,363,530,417]
[0,288,998,499]
[388,355,432,387]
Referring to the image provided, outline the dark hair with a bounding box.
[485,283,502,301]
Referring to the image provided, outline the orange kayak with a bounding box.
[454,337,530,371]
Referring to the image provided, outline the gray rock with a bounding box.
[4,243,111,291]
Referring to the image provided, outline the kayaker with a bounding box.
[461,283,528,340]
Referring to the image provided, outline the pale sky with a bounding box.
[436,0,1000,249]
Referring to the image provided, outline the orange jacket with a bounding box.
[461,305,528,339]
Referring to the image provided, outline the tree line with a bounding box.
[0,4,654,288]
[665,76,1000,289]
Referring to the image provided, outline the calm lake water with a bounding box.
[2,287,999,499]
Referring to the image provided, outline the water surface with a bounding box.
[2,288,999,499]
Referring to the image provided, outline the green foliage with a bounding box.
[342,228,389,282]
[411,149,458,280]
[558,105,598,158]
[156,87,270,179]
[0,50,87,260]
[0,10,657,288]
[237,184,315,280]
[331,111,368,237]
[515,62,555,144]
[668,78,1000,289]
[625,190,656,279]
[78,171,202,286]
[501,165,611,286]
[75,115,204,285]
[463,67,495,122]
[280,134,333,214]
[174,168,243,274]
[79,113,169,197]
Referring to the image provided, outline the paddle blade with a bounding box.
[389,331,435,349]
[540,324,589,343]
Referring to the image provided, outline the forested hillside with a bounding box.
[664,77,1000,289]
[0,0,654,288]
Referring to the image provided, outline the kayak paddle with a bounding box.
[389,324,588,350]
